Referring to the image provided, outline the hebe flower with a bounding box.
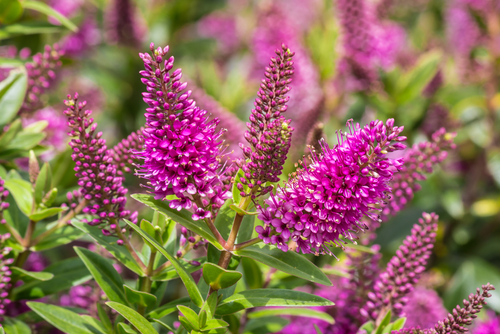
[0,178,9,225]
[0,233,13,321]
[108,129,143,178]
[257,119,406,254]
[239,44,295,198]
[64,93,137,239]
[402,287,449,329]
[21,44,64,115]
[382,128,456,220]
[473,311,500,334]
[362,212,438,321]
[135,43,230,220]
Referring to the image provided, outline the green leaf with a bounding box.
[33,223,84,251]
[106,302,158,334]
[7,132,45,150]
[0,21,63,39]
[117,323,138,334]
[203,319,229,331]
[2,317,31,334]
[22,1,78,31]
[140,219,157,248]
[132,194,224,250]
[29,207,65,222]
[243,317,289,334]
[34,162,52,204]
[73,221,144,275]
[124,285,157,308]
[23,120,48,134]
[321,267,350,278]
[248,308,335,324]
[81,315,107,334]
[12,257,91,300]
[0,68,27,127]
[11,266,54,281]
[147,297,191,319]
[241,257,263,289]
[314,324,323,334]
[97,303,113,334]
[0,0,23,24]
[124,219,204,307]
[375,310,392,334]
[0,118,22,147]
[151,257,205,281]
[177,305,200,330]
[202,263,242,290]
[0,327,4,334]
[75,247,129,306]
[391,318,407,331]
[232,168,247,205]
[234,244,332,286]
[359,321,375,333]
[215,289,334,316]
[201,292,218,320]
[27,302,95,334]
[150,319,175,332]
[4,178,33,216]
[179,316,195,332]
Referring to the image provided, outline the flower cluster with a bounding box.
[0,233,13,322]
[64,93,137,239]
[257,119,406,254]
[239,44,295,198]
[402,287,449,329]
[0,178,9,225]
[20,44,64,116]
[108,129,143,178]
[60,283,102,318]
[135,43,230,220]
[362,212,438,320]
[382,128,456,220]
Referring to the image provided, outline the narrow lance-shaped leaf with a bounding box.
[27,302,95,334]
[106,302,158,334]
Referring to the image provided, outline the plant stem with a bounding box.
[233,237,262,250]
[193,195,226,247]
[138,252,156,315]
[3,223,23,245]
[31,199,88,246]
[152,235,202,276]
[114,223,147,272]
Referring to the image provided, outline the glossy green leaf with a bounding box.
[201,292,218,320]
[234,244,332,286]
[0,68,27,127]
[241,257,263,289]
[11,266,54,281]
[147,297,191,319]
[375,310,392,334]
[117,323,138,334]
[107,302,158,334]
[179,316,195,332]
[2,317,31,334]
[177,305,200,330]
[75,247,129,305]
[34,162,52,204]
[4,178,33,216]
[81,315,107,334]
[124,285,157,308]
[29,207,65,222]
[140,219,157,248]
[33,223,84,251]
[0,326,4,334]
[203,319,229,331]
[314,324,323,334]
[359,321,375,333]
[12,257,91,300]
[151,319,175,332]
[131,194,224,250]
[151,258,205,281]
[0,0,23,24]
[22,1,78,31]
[248,308,335,324]
[232,168,248,205]
[7,132,45,150]
[23,120,48,134]
[391,318,407,331]
[216,289,334,315]
[124,219,204,307]
[73,221,143,275]
[27,302,95,334]
[202,263,242,290]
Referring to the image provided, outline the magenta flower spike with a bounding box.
[0,234,13,321]
[402,287,449,329]
[0,178,9,225]
[134,43,230,219]
[64,94,137,239]
[108,129,143,178]
[21,45,64,116]
[362,212,438,321]
[239,44,295,198]
[258,119,406,254]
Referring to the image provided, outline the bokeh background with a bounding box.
[1,0,500,326]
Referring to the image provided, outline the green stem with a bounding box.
[233,237,262,250]
[137,252,156,315]
[114,223,147,272]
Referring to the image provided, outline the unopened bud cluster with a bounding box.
[0,179,9,225]
[0,234,13,320]
[108,129,143,178]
